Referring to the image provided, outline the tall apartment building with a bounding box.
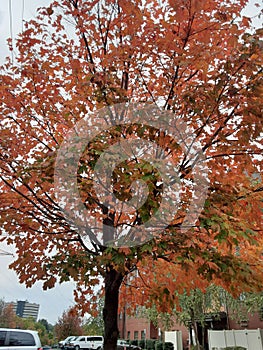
[7,300,40,321]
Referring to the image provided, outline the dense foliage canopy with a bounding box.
[0,0,262,349]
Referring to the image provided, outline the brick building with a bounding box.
[118,310,263,350]
[118,311,158,340]
[229,311,263,330]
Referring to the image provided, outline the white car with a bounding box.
[96,340,141,350]
[67,336,103,350]
[117,340,141,350]
[0,328,42,350]
[59,337,77,349]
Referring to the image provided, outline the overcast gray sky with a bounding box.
[0,0,52,64]
[0,0,262,325]
[0,243,76,325]
[0,0,262,64]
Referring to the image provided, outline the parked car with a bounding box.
[67,336,104,350]
[0,328,42,350]
[117,340,141,350]
[96,340,141,350]
[59,337,76,349]
[64,337,79,350]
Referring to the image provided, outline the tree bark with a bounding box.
[103,265,124,350]
[190,308,201,350]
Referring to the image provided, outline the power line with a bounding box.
[0,249,14,257]
[8,0,14,64]
[22,0,25,34]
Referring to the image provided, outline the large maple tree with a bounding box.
[0,1,262,349]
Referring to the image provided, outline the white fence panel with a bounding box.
[208,329,263,350]
[225,330,235,347]
[208,330,227,349]
[164,331,183,350]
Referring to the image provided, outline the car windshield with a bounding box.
[74,337,83,342]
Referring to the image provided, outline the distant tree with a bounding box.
[35,321,54,346]
[83,299,104,336]
[16,316,34,329]
[54,307,84,340]
[37,319,55,345]
[0,303,17,328]
[0,299,5,316]
[38,318,54,332]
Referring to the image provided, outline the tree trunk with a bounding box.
[192,321,201,350]
[103,265,124,350]
[190,308,201,350]
[201,325,205,350]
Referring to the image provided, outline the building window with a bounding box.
[141,330,146,340]
[127,332,130,340]
[134,331,138,340]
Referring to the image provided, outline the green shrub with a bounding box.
[130,340,139,347]
[138,340,145,349]
[155,341,163,350]
[147,339,156,350]
[127,339,174,350]
[164,342,173,350]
